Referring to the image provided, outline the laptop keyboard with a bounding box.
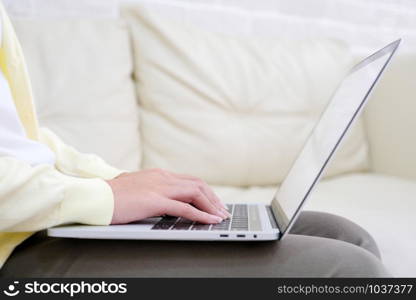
[230,204,248,230]
[151,204,249,231]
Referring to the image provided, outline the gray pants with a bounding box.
[0,211,390,277]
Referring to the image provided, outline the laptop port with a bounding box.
[219,234,229,237]
[237,234,245,238]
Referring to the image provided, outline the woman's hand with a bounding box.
[106,168,231,225]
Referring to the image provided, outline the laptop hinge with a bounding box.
[266,205,279,230]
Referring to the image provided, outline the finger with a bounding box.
[161,170,229,218]
[196,182,231,217]
[166,181,228,219]
[162,198,223,224]
[172,173,229,213]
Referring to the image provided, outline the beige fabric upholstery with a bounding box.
[364,55,416,180]
[123,5,369,186]
[11,18,141,171]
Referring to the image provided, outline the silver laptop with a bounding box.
[48,39,400,241]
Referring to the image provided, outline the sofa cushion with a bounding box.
[10,17,141,171]
[364,54,416,181]
[212,173,416,277]
[307,173,416,278]
[123,5,369,186]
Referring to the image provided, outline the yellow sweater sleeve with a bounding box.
[0,156,115,232]
[38,127,126,180]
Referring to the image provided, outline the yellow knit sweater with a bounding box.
[0,3,122,268]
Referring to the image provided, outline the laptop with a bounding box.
[48,39,400,241]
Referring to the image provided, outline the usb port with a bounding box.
[237,234,246,238]
[220,234,229,237]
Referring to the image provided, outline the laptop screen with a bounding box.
[271,40,400,236]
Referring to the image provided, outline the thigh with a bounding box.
[0,230,389,278]
[290,211,381,258]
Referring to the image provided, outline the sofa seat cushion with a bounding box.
[212,173,416,277]
[123,4,370,186]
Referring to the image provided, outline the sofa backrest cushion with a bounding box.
[10,13,141,171]
[123,5,370,186]
[364,55,416,180]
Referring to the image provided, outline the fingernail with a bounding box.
[220,202,228,210]
[219,208,230,218]
[222,208,232,218]
[213,216,223,223]
[217,209,227,219]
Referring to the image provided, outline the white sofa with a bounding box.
[4,0,416,277]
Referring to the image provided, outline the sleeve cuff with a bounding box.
[58,174,114,225]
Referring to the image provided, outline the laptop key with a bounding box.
[191,223,211,230]
[151,216,178,230]
[211,219,230,231]
[231,204,248,231]
[172,224,192,230]
[172,218,194,230]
